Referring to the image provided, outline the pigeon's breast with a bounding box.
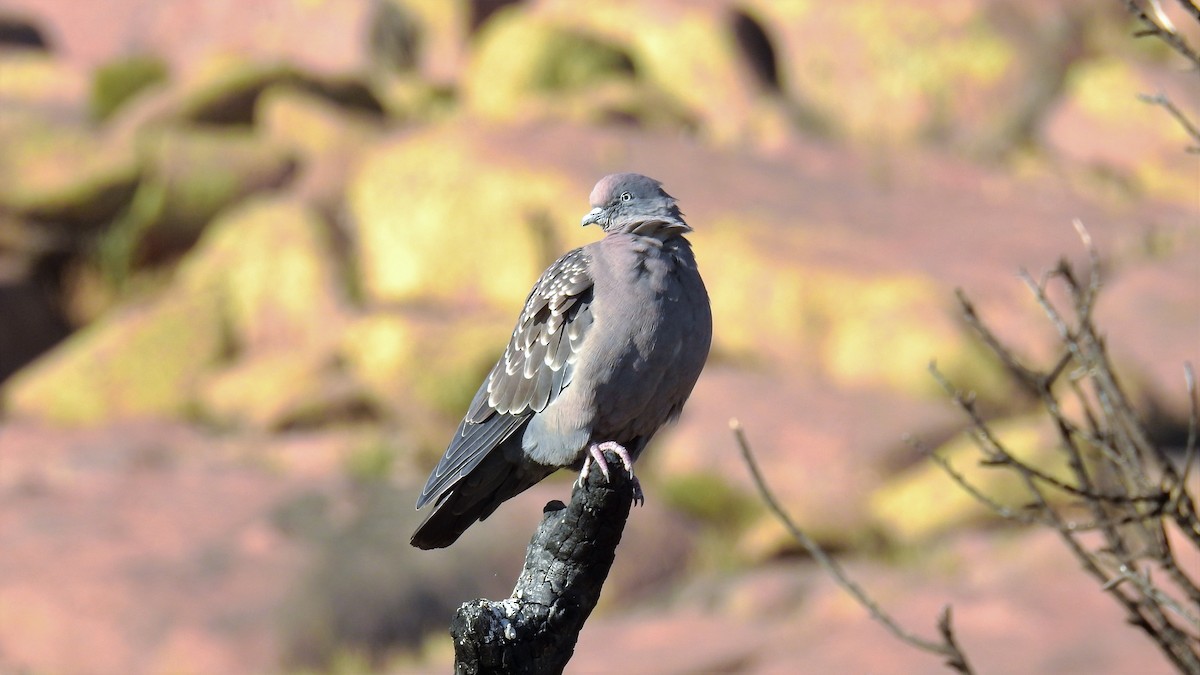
[522,234,710,467]
[580,236,710,443]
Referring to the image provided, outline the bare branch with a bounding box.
[1181,363,1198,487]
[1138,94,1200,153]
[1123,0,1200,67]
[732,420,976,674]
[938,223,1200,672]
[450,447,636,674]
[1104,563,1200,630]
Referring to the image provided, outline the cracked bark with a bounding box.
[450,447,635,675]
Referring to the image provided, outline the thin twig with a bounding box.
[940,220,1200,671]
[1104,563,1200,630]
[732,420,976,674]
[1124,0,1200,67]
[952,290,1044,395]
[1138,94,1200,153]
[1181,363,1199,487]
[920,432,1169,534]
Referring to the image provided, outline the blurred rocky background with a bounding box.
[0,0,1196,673]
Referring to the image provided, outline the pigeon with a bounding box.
[410,173,711,550]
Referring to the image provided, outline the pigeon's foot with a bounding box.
[577,441,644,506]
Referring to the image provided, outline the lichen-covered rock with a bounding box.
[257,86,376,158]
[195,349,368,430]
[171,56,300,125]
[347,125,592,307]
[340,310,508,419]
[256,86,381,208]
[101,52,379,132]
[749,0,1019,145]
[0,119,139,228]
[1,289,224,424]
[90,55,169,121]
[87,125,297,287]
[0,51,88,112]
[462,8,642,124]
[134,126,296,242]
[465,1,770,144]
[177,196,347,354]
[695,222,1009,399]
[579,3,765,144]
[372,0,471,85]
[2,196,350,426]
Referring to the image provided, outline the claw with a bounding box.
[587,443,613,481]
[575,441,645,506]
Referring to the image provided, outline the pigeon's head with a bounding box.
[581,173,690,238]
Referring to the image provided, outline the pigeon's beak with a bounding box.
[581,207,606,227]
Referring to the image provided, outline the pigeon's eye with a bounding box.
[619,191,633,203]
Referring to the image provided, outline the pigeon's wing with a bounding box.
[415,248,596,508]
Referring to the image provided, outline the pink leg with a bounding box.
[577,441,644,506]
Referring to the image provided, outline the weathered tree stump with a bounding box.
[450,447,636,674]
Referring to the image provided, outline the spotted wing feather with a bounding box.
[415,248,595,509]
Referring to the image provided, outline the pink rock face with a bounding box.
[4,0,373,74]
[0,422,305,674]
[1,1,1195,672]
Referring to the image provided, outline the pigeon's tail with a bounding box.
[409,492,492,550]
[410,450,553,550]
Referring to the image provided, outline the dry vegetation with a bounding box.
[735,3,1200,673]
